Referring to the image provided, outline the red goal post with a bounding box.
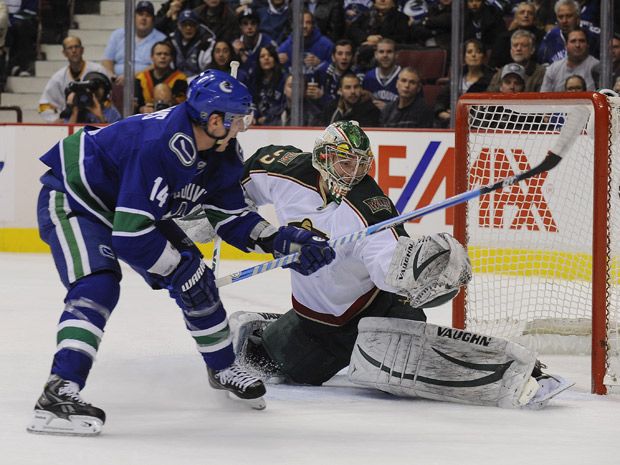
[452,92,619,395]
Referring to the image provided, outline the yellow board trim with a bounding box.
[0,227,272,261]
[469,246,620,283]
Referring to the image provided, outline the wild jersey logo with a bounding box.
[169,133,197,167]
[363,196,392,214]
[356,345,512,387]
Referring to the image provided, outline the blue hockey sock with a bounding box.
[51,272,120,389]
[185,305,235,370]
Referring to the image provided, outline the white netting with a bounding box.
[459,97,620,390]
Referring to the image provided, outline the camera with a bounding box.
[154,100,170,111]
[66,80,96,109]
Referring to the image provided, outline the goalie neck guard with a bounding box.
[312,121,373,202]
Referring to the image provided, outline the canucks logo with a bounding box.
[169,132,197,166]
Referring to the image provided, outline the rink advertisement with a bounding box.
[0,125,456,254]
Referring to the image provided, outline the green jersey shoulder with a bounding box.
[344,176,407,237]
[243,145,317,187]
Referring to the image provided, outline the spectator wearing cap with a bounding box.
[498,63,526,93]
[38,36,110,123]
[102,1,166,84]
[135,41,188,114]
[381,67,433,128]
[233,8,277,74]
[193,0,239,44]
[154,0,203,35]
[256,0,291,45]
[541,28,599,92]
[278,10,334,74]
[168,9,216,80]
[487,30,545,92]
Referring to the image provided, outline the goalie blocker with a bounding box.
[348,318,573,408]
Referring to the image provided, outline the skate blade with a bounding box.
[27,410,103,436]
[525,377,575,410]
[226,392,267,410]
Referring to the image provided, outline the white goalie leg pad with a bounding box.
[348,318,539,408]
[385,234,472,308]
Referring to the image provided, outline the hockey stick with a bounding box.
[216,106,590,288]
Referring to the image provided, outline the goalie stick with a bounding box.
[215,106,590,288]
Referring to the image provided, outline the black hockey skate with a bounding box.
[27,374,105,436]
[207,361,267,410]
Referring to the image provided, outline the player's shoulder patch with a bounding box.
[344,176,400,225]
[169,132,197,167]
[363,196,393,215]
[276,150,304,166]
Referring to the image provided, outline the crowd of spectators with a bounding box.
[23,0,620,127]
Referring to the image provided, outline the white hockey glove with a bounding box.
[385,233,472,308]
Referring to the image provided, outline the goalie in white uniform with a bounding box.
[189,121,572,409]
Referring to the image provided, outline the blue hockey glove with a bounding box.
[166,252,220,313]
[273,226,336,275]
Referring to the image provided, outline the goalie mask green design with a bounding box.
[312,121,373,202]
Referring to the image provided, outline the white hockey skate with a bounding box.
[525,362,575,410]
[27,374,105,436]
[208,361,267,410]
[229,311,287,383]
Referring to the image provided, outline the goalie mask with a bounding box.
[312,121,373,202]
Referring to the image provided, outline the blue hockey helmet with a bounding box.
[186,69,253,129]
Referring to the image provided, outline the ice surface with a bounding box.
[1,253,618,465]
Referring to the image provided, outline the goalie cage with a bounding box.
[452,92,620,395]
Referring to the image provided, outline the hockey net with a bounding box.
[452,92,620,394]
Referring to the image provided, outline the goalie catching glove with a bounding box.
[385,233,471,308]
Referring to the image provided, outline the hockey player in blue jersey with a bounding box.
[27,69,335,436]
